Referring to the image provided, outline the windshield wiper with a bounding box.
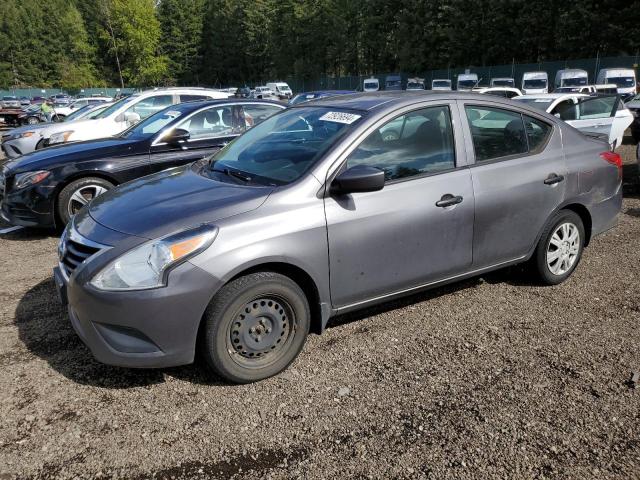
[212,166,252,183]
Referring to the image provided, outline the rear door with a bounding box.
[324,102,475,307]
[460,101,565,268]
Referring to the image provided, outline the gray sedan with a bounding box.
[54,92,622,383]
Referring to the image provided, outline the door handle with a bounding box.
[544,173,565,185]
[435,194,463,208]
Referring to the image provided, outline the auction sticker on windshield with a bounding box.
[319,111,361,124]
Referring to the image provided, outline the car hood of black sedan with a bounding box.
[87,165,274,239]
[3,137,141,173]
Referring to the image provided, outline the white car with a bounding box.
[475,87,523,98]
[514,93,633,148]
[45,88,227,147]
[431,79,452,91]
[266,82,293,99]
[53,96,112,117]
[363,77,380,92]
[252,86,276,99]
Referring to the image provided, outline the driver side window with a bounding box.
[175,106,242,140]
[551,100,577,121]
[347,106,456,181]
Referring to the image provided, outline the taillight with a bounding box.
[600,151,623,178]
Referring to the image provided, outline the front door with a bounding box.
[461,102,566,268]
[568,95,632,147]
[324,103,474,308]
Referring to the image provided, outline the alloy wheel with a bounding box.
[546,222,580,276]
[67,184,109,217]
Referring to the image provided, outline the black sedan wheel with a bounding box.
[57,177,114,226]
[201,272,310,383]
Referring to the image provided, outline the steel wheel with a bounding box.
[546,222,580,276]
[226,295,296,369]
[67,184,109,217]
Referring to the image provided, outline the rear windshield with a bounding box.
[207,107,364,186]
[492,79,514,87]
[432,81,451,87]
[458,80,477,89]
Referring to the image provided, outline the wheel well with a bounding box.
[562,203,592,246]
[228,263,323,335]
[53,173,119,227]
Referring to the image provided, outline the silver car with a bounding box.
[54,92,622,383]
[1,103,111,158]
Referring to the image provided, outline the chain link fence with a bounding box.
[2,55,639,97]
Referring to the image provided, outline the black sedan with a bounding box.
[0,99,284,228]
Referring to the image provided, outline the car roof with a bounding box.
[299,91,526,113]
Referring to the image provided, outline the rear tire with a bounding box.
[530,210,584,285]
[26,116,39,125]
[57,177,114,226]
[200,272,310,383]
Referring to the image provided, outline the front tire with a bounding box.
[200,272,310,383]
[531,210,584,285]
[57,177,114,226]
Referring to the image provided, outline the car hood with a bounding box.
[88,165,274,239]
[3,123,52,137]
[2,137,141,174]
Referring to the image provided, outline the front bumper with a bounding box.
[57,237,222,368]
[0,181,56,228]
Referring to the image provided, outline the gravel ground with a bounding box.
[0,143,639,480]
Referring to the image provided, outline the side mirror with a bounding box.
[124,111,141,126]
[331,165,385,195]
[163,128,190,144]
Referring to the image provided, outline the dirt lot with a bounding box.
[0,144,639,480]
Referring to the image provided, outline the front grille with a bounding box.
[61,239,101,277]
[59,227,104,278]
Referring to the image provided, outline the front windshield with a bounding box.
[3,96,16,100]
[64,105,93,121]
[94,95,138,119]
[458,80,477,89]
[432,81,451,88]
[386,80,401,88]
[563,77,587,87]
[492,79,514,87]
[364,81,378,89]
[207,107,364,185]
[608,77,635,88]
[120,108,182,139]
[513,98,554,111]
[523,79,547,89]
[407,82,424,89]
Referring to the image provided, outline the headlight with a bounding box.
[90,224,218,291]
[12,131,36,140]
[49,130,74,144]
[14,170,51,189]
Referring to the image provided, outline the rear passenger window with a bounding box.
[524,115,552,154]
[347,105,455,181]
[465,106,527,161]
